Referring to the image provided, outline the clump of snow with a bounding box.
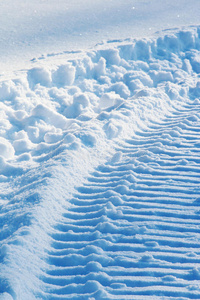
[52,64,76,87]
[100,49,121,66]
[27,67,52,88]
[31,104,69,129]
[0,81,17,102]
[99,92,121,110]
[0,137,15,159]
[93,57,106,79]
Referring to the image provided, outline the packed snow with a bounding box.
[0,1,200,300]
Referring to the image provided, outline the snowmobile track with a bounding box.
[41,98,200,300]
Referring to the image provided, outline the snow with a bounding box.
[0,1,200,299]
[0,0,200,73]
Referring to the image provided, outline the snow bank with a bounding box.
[1,28,200,162]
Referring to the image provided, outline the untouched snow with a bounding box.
[0,1,200,300]
[0,0,200,73]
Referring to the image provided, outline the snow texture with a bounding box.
[0,23,200,300]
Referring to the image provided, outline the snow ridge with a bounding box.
[0,27,200,299]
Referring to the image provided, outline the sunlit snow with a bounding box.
[0,1,200,300]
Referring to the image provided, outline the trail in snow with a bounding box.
[42,93,200,299]
[0,27,200,299]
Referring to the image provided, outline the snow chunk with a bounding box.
[13,138,34,153]
[0,81,17,101]
[0,137,15,159]
[134,39,151,60]
[52,64,76,86]
[109,82,130,99]
[163,34,179,52]
[100,49,121,66]
[149,70,174,85]
[31,104,69,129]
[190,52,200,73]
[178,30,196,50]
[182,59,193,73]
[44,129,63,144]
[124,71,153,89]
[64,93,90,118]
[26,126,40,143]
[27,67,52,88]
[93,57,106,79]
[99,92,116,110]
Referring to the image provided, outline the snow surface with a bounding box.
[0,1,200,300]
[0,0,200,73]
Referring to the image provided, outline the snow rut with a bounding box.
[41,100,200,299]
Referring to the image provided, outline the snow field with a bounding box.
[0,27,200,299]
